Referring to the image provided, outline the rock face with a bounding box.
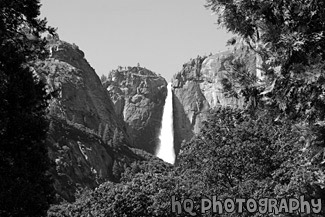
[38,40,126,136]
[103,67,167,154]
[35,39,135,201]
[47,119,114,202]
[172,47,256,155]
[33,36,257,199]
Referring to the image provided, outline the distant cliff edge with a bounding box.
[36,38,143,201]
[172,45,256,156]
[102,66,167,154]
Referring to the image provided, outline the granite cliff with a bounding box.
[102,67,167,154]
[38,39,126,134]
[35,39,141,201]
[172,45,256,155]
[34,36,257,200]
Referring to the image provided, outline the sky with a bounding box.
[40,0,232,81]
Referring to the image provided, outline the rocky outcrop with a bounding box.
[35,39,137,201]
[37,39,127,137]
[47,117,143,202]
[172,46,256,155]
[103,67,167,154]
[47,118,114,202]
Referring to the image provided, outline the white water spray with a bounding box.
[156,83,175,164]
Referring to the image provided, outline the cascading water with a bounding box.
[156,83,175,164]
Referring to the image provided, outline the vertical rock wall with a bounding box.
[36,39,134,201]
[172,47,256,156]
[104,67,167,154]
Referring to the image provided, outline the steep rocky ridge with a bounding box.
[102,67,167,154]
[38,39,126,135]
[47,118,114,202]
[172,46,256,155]
[35,39,140,201]
[47,117,143,202]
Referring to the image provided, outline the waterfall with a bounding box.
[156,83,175,164]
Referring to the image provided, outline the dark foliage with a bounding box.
[178,107,325,216]
[0,0,55,216]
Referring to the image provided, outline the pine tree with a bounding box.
[100,74,107,83]
[112,128,125,148]
[112,128,119,147]
[0,1,55,216]
[102,124,110,144]
[112,161,123,182]
[98,123,103,137]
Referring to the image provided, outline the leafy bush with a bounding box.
[177,107,325,216]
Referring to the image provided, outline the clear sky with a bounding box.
[40,0,232,81]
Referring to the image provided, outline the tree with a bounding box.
[205,0,325,121]
[204,2,325,213]
[112,161,123,182]
[0,0,55,216]
[100,74,107,83]
[205,0,325,62]
[97,123,103,137]
[102,123,110,144]
[176,107,325,216]
[112,128,125,148]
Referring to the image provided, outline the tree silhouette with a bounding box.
[0,0,55,216]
